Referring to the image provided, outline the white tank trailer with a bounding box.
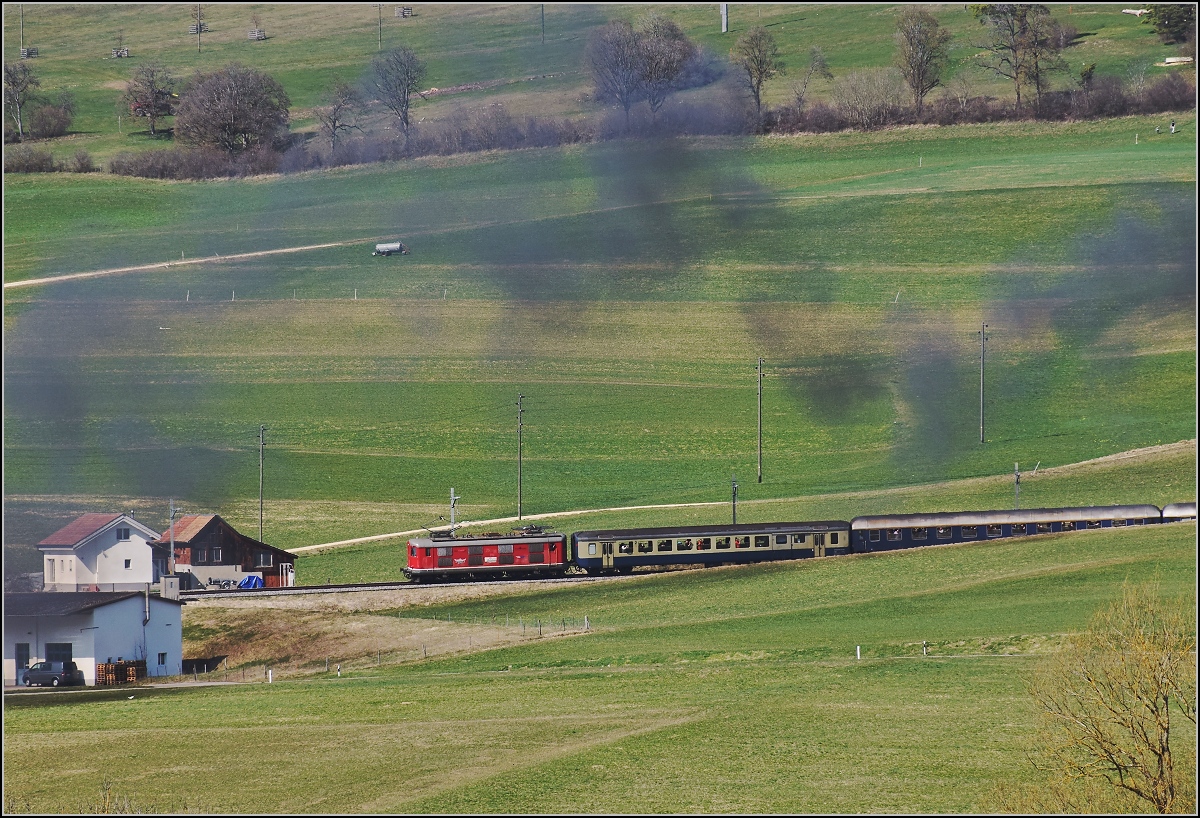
[373,241,409,256]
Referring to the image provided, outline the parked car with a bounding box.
[23,660,84,687]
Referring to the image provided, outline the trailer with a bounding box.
[372,241,409,256]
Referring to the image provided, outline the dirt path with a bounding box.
[290,439,1196,554]
[3,241,351,290]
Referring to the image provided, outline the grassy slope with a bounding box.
[1,3,1187,164]
[4,118,1194,568]
[3,519,1194,813]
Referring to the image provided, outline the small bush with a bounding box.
[28,104,72,138]
[69,149,96,173]
[4,144,58,172]
[1140,72,1197,113]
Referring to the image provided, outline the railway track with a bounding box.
[180,573,606,600]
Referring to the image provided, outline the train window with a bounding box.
[1012,523,1026,535]
[618,542,634,555]
[754,535,770,548]
[776,534,788,545]
[715,537,731,549]
[1086,520,1102,529]
[792,534,807,544]
[588,543,597,555]
[410,546,416,557]
[813,533,825,547]
[499,544,514,554]
[424,548,432,557]
[936,527,952,539]
[961,526,977,538]
[830,532,839,545]
[734,537,749,549]
[638,541,653,553]
[986,524,1003,537]
[1112,519,1127,527]
[911,527,928,540]
[696,538,711,550]
[886,529,902,541]
[468,545,484,556]
[1036,523,1053,534]
[868,530,880,542]
[1061,521,1076,531]
[657,540,673,552]
[677,539,694,551]
[438,557,452,568]
[528,542,544,553]
[437,546,452,557]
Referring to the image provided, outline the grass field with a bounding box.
[2,3,1187,165]
[3,519,1194,813]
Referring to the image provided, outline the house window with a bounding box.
[124,559,132,569]
[16,643,30,671]
[255,551,273,567]
[211,546,222,563]
[194,547,208,564]
[158,652,167,666]
[116,528,130,541]
[45,643,73,663]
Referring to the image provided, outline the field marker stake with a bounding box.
[856,645,861,661]
[186,290,189,301]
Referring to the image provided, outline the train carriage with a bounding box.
[1161,502,1197,522]
[571,520,851,574]
[850,504,1163,553]
[404,527,567,582]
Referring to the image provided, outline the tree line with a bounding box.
[5,4,1196,177]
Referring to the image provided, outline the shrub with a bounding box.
[69,149,95,173]
[28,104,72,138]
[1139,72,1196,113]
[3,143,57,172]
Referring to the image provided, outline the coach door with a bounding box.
[601,542,614,568]
[813,533,826,558]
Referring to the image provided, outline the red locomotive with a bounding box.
[404,526,567,582]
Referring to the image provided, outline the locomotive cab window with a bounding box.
[410,546,416,557]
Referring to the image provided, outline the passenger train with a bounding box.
[402,502,1196,582]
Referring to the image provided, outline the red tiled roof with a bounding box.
[38,513,122,547]
[151,514,217,545]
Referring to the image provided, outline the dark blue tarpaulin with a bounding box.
[238,575,264,590]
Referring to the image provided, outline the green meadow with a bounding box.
[3,520,1194,813]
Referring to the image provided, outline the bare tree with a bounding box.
[371,46,427,146]
[315,80,361,152]
[972,4,1065,113]
[174,64,290,153]
[894,6,953,117]
[832,68,906,130]
[731,26,784,127]
[4,61,40,142]
[585,20,644,129]
[791,46,833,111]
[1029,580,1197,814]
[123,61,177,136]
[638,14,696,116]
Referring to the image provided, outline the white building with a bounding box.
[4,591,185,686]
[38,513,165,592]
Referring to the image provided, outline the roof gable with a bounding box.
[38,513,160,549]
[4,591,185,616]
[151,514,293,557]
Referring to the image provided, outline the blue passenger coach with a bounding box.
[850,504,1164,554]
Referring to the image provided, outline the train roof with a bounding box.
[850,504,1162,529]
[407,531,564,547]
[571,520,850,541]
[1162,502,1197,517]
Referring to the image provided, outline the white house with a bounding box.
[4,591,185,686]
[38,513,165,592]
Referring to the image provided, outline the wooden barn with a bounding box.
[151,515,295,589]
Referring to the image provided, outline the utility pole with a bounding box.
[979,323,988,444]
[517,393,524,520]
[168,499,179,574]
[541,4,545,44]
[757,357,764,483]
[449,488,460,532]
[1014,462,1020,509]
[258,425,265,542]
[732,474,738,524]
[373,4,383,50]
[194,4,202,53]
